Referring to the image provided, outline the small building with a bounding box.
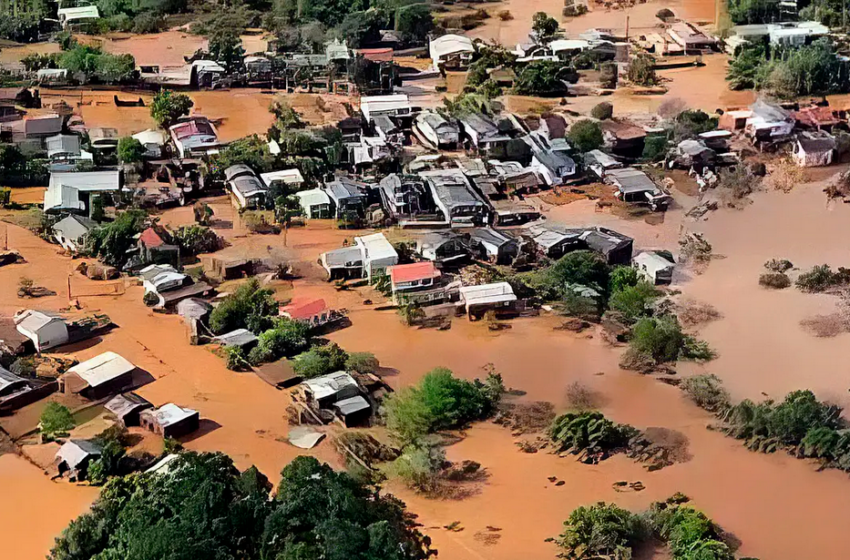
[44,134,90,170]
[14,310,69,352]
[601,119,647,156]
[606,167,672,211]
[697,130,733,151]
[670,140,716,170]
[531,150,577,186]
[324,177,369,220]
[792,106,841,131]
[491,200,541,226]
[320,245,365,280]
[169,118,220,159]
[634,252,675,285]
[429,34,475,71]
[356,232,399,280]
[214,328,259,350]
[52,214,96,254]
[378,174,432,218]
[24,114,63,140]
[527,225,585,259]
[294,188,332,219]
[415,231,469,264]
[261,169,305,192]
[0,368,29,401]
[55,440,101,480]
[388,261,446,305]
[88,127,119,152]
[132,129,166,159]
[0,366,49,413]
[44,170,122,214]
[458,282,517,318]
[332,395,372,427]
[104,392,153,427]
[191,60,226,88]
[458,113,511,154]
[580,227,634,265]
[745,99,795,142]
[584,149,623,179]
[414,111,459,149]
[140,264,210,308]
[792,132,835,167]
[60,351,136,399]
[140,403,200,439]
[718,109,753,131]
[420,168,490,227]
[360,94,413,122]
[225,165,268,209]
[667,22,718,51]
[302,371,362,409]
[468,227,519,265]
[280,298,332,328]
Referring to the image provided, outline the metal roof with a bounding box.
[52,215,96,242]
[429,34,475,60]
[48,170,121,192]
[66,351,135,388]
[215,328,258,348]
[144,403,198,428]
[0,366,26,394]
[356,233,398,262]
[45,134,81,158]
[261,169,304,186]
[294,188,331,207]
[224,164,256,181]
[24,114,62,136]
[14,309,65,335]
[459,282,517,306]
[231,175,267,198]
[420,169,485,210]
[389,261,440,284]
[302,371,359,401]
[333,395,371,416]
[56,440,102,469]
[105,392,152,419]
[361,94,411,120]
[606,168,659,194]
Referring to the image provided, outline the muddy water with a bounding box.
[0,454,97,559]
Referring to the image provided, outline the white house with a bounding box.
[458,282,517,316]
[429,34,475,71]
[14,310,69,352]
[360,94,413,122]
[52,214,96,253]
[260,169,305,191]
[414,111,459,149]
[294,188,332,219]
[57,5,100,28]
[60,352,136,399]
[132,129,167,159]
[44,170,121,213]
[355,233,399,280]
[633,252,675,285]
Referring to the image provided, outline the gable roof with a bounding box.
[105,392,152,419]
[25,114,62,136]
[139,228,165,248]
[281,298,328,320]
[56,439,102,469]
[389,261,441,284]
[459,282,517,306]
[302,371,358,401]
[66,352,135,388]
[45,134,81,157]
[0,366,27,394]
[215,328,258,348]
[144,403,198,428]
[52,214,95,241]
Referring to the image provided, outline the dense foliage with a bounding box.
[59,45,136,84]
[383,367,504,446]
[512,60,572,96]
[291,342,348,377]
[86,210,148,266]
[556,502,644,560]
[680,374,731,413]
[50,453,435,560]
[625,315,714,366]
[795,264,850,293]
[117,137,147,163]
[0,144,48,187]
[209,278,278,334]
[150,90,194,128]
[548,411,638,457]
[568,119,604,152]
[40,402,75,439]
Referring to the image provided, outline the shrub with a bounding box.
[387,443,445,492]
[643,135,669,161]
[591,102,613,120]
[40,402,75,438]
[656,8,675,20]
[568,119,604,152]
[680,374,730,413]
[796,264,850,293]
[117,137,146,164]
[345,352,380,374]
[609,266,640,293]
[132,12,166,33]
[556,502,645,559]
[209,278,277,334]
[248,319,312,365]
[291,343,348,378]
[759,272,791,289]
[548,411,638,455]
[548,250,611,296]
[629,315,685,363]
[224,346,248,370]
[627,54,658,86]
[86,210,147,266]
[608,281,659,323]
[150,90,193,128]
[765,258,793,273]
[171,225,222,255]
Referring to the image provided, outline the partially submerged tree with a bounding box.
[150,90,194,128]
[209,277,278,334]
[117,137,146,164]
[40,402,75,440]
[567,119,603,152]
[531,11,559,42]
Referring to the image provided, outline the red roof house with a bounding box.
[139,228,165,248]
[388,262,441,288]
[280,298,328,322]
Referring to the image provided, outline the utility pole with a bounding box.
[625,16,630,40]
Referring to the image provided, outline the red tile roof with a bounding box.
[139,228,165,248]
[389,261,440,284]
[281,298,327,320]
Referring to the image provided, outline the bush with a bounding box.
[591,102,613,120]
[629,315,686,363]
[224,346,248,370]
[117,137,146,164]
[86,210,147,266]
[40,402,75,439]
[765,258,793,273]
[648,502,731,560]
[248,319,312,365]
[759,272,791,289]
[132,12,167,34]
[796,264,850,293]
[345,352,380,374]
[656,8,675,20]
[291,343,348,378]
[171,225,221,255]
[150,90,194,128]
[609,266,639,293]
[386,443,445,492]
[627,54,658,86]
[608,281,659,323]
[513,60,572,96]
[548,411,638,455]
[642,135,669,161]
[209,278,278,334]
[680,374,730,413]
[568,119,604,152]
[556,502,645,560]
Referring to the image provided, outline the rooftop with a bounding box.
[281,298,328,320]
[66,351,135,388]
[389,261,441,284]
[145,403,198,428]
[302,371,359,401]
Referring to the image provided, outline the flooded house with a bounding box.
[105,392,153,427]
[468,227,520,265]
[377,174,433,219]
[214,329,259,351]
[131,129,167,159]
[530,150,577,186]
[169,117,220,159]
[190,60,226,88]
[415,230,470,265]
[666,22,719,52]
[527,224,585,259]
[491,200,542,226]
[294,188,333,219]
[45,134,92,171]
[458,113,511,155]
[14,310,69,352]
[584,149,623,179]
[429,34,475,71]
[601,119,647,157]
[88,128,120,154]
[414,111,460,149]
[140,264,211,308]
[360,94,414,125]
[792,132,836,167]
[670,140,716,170]
[140,403,200,438]
[226,165,268,210]
[324,177,369,220]
[580,227,634,265]
[300,371,371,427]
[606,167,672,211]
[44,170,122,214]
[280,298,344,331]
[260,169,305,192]
[419,168,490,227]
[320,232,398,280]
[60,351,136,400]
[792,105,841,132]
[745,99,796,143]
[55,440,101,480]
[634,251,675,285]
[458,282,517,319]
[0,366,54,413]
[388,261,449,305]
[52,214,96,254]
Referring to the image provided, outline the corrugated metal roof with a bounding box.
[302,371,359,401]
[144,403,198,428]
[356,233,398,262]
[389,261,440,284]
[459,282,516,306]
[67,352,135,388]
[56,439,102,469]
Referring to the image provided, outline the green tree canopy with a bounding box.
[531,11,559,42]
[86,209,148,266]
[568,119,603,152]
[40,402,75,438]
[150,90,194,128]
[209,277,278,334]
[117,137,146,163]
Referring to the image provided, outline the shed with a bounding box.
[214,328,259,349]
[633,252,675,285]
[294,188,332,219]
[52,214,95,253]
[0,367,28,398]
[302,371,361,408]
[104,392,153,427]
[458,282,517,316]
[14,310,69,352]
[132,129,166,158]
[261,169,305,190]
[60,351,136,399]
[55,440,101,479]
[332,395,371,427]
[140,403,200,438]
[793,132,835,167]
[360,94,412,122]
[580,227,634,265]
[429,34,475,70]
[468,227,519,264]
[584,149,623,179]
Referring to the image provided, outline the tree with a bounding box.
[609,266,639,293]
[345,351,380,374]
[556,502,644,560]
[608,281,659,323]
[512,60,571,96]
[86,209,148,266]
[531,11,559,42]
[209,277,278,334]
[291,342,349,378]
[208,28,246,72]
[627,54,658,86]
[247,318,312,365]
[629,315,686,363]
[117,137,146,163]
[394,3,433,44]
[150,90,194,128]
[40,402,75,439]
[728,0,780,24]
[548,411,637,455]
[673,110,717,140]
[568,119,603,152]
[547,250,611,295]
